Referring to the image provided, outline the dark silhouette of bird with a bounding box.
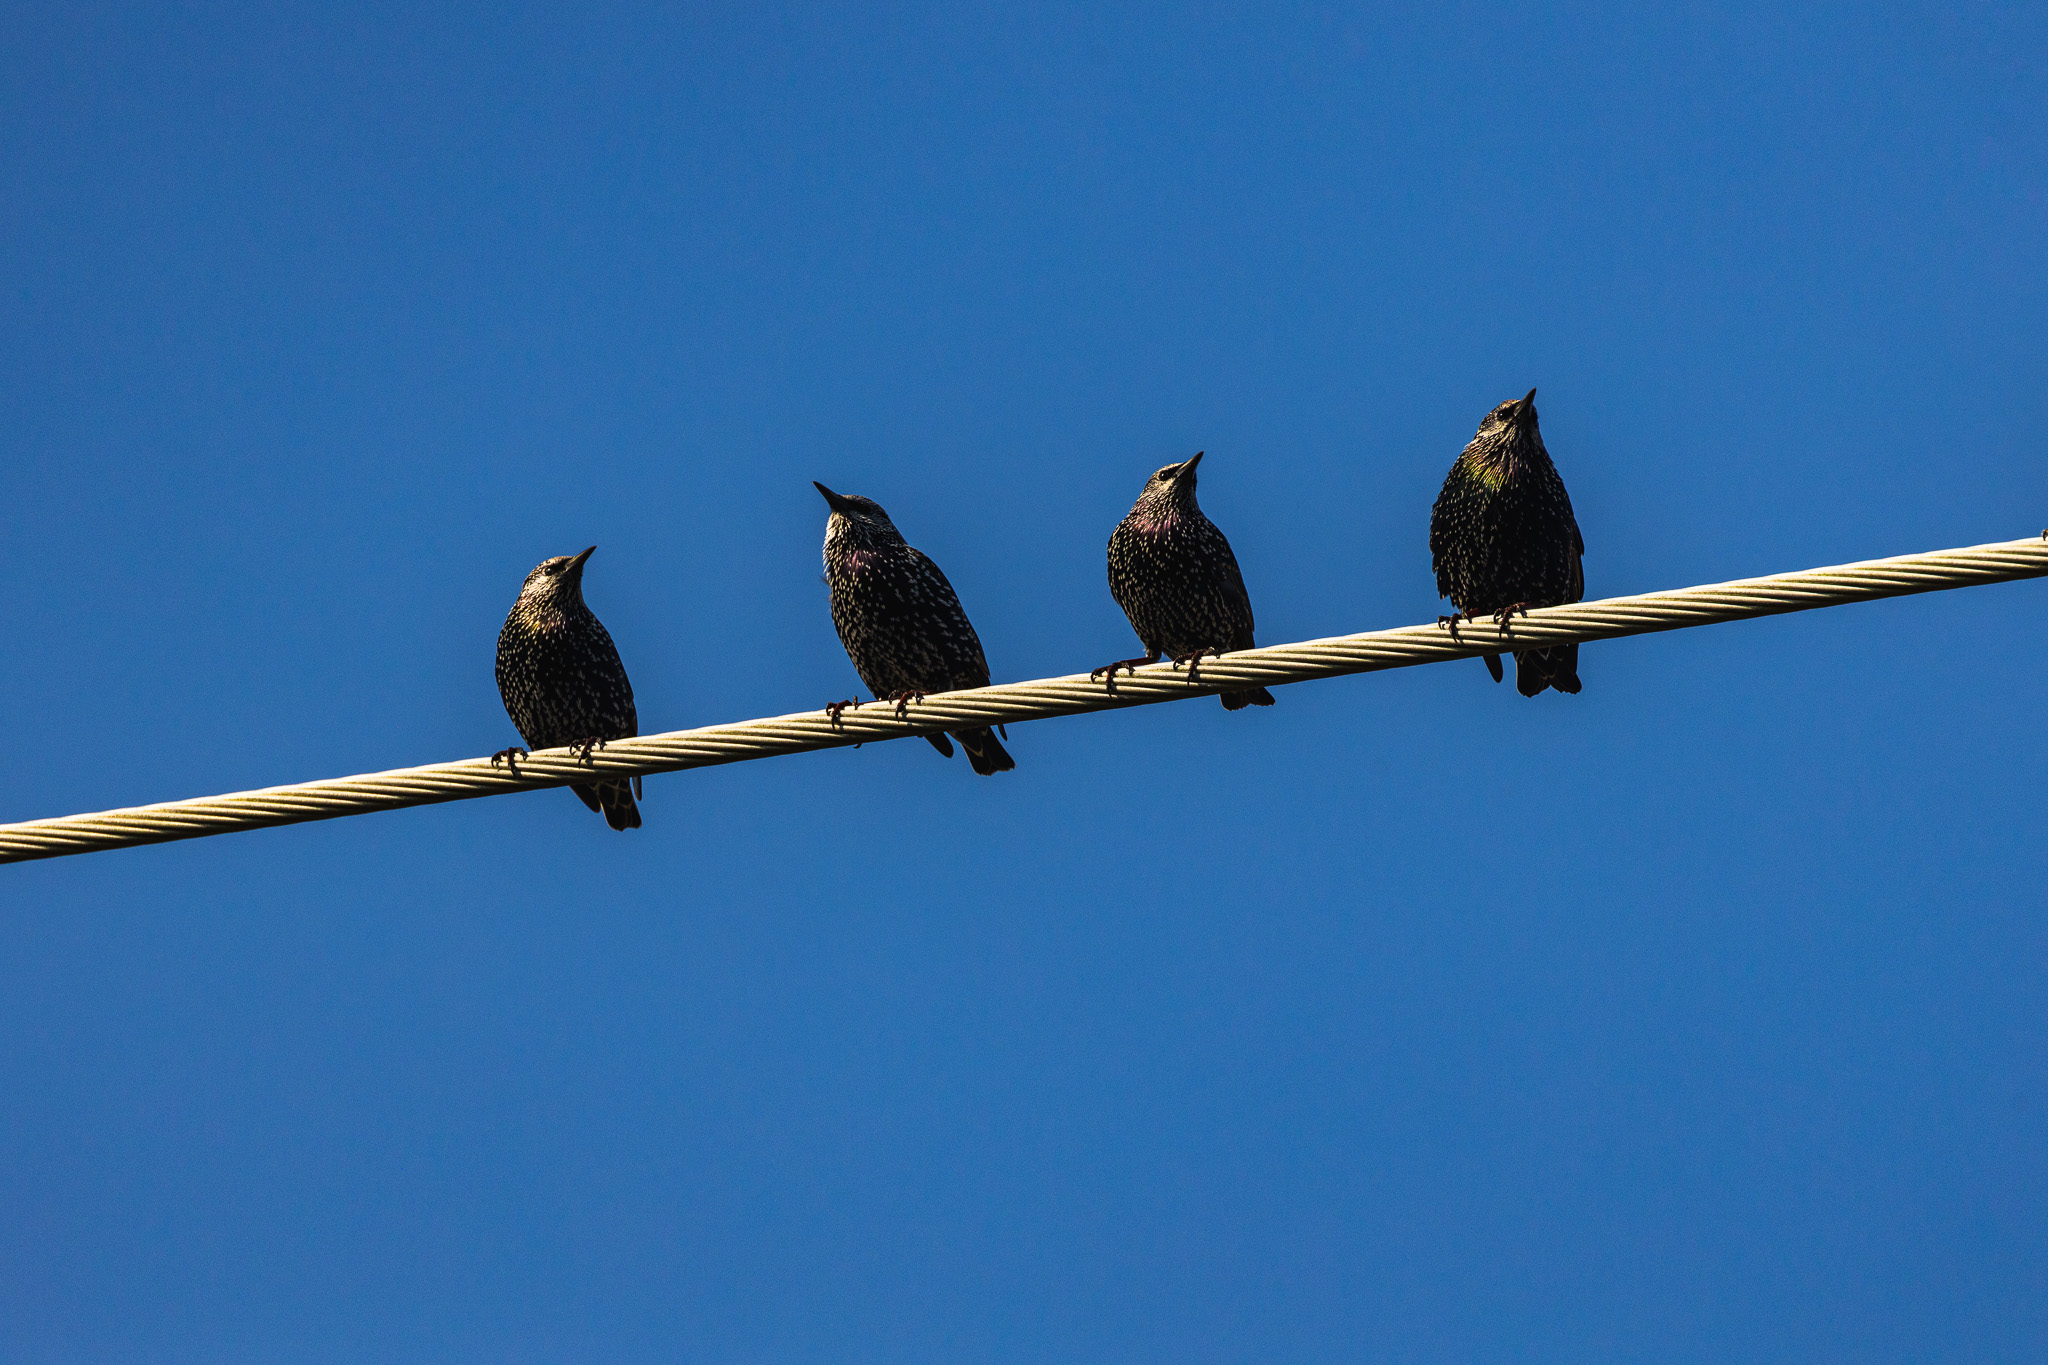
[814,482,1014,775]
[494,546,643,829]
[1094,451,1275,709]
[1429,389,1585,696]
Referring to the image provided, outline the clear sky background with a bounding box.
[3,3,2045,1360]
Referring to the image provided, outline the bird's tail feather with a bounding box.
[573,781,643,830]
[956,727,1015,775]
[1221,687,1276,710]
[1513,645,1581,697]
[1551,643,1582,694]
[924,732,956,759]
[1484,653,1505,684]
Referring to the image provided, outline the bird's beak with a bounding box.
[1175,450,1204,479]
[813,481,851,513]
[566,546,596,576]
[1516,388,1537,419]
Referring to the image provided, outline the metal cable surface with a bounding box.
[4,535,2044,864]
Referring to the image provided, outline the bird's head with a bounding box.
[1477,388,1541,439]
[814,482,905,547]
[1465,389,1548,477]
[517,545,595,605]
[1132,450,1205,520]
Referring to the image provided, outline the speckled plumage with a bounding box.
[495,546,643,828]
[815,483,1015,775]
[1101,451,1274,710]
[1429,389,1585,696]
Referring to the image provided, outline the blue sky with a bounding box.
[2,2,2044,1359]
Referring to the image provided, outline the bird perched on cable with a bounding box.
[1094,451,1275,710]
[815,482,1015,775]
[1429,389,1586,696]
[494,546,643,829]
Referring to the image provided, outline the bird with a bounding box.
[493,546,644,829]
[1429,388,1586,697]
[1094,450,1275,710]
[814,482,1015,775]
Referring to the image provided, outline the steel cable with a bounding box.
[3,535,2043,864]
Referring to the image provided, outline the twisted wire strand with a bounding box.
[4,535,2043,864]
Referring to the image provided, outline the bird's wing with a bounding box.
[1427,489,1455,599]
[1555,473,1585,558]
[587,617,639,737]
[1105,523,1136,616]
[1216,533,1258,646]
[908,546,993,687]
[1560,487,1585,601]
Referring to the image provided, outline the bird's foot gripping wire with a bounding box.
[569,737,607,765]
[490,746,529,775]
[1492,602,1531,632]
[824,698,860,727]
[1090,656,1157,696]
[1171,645,1224,685]
[886,689,927,720]
[1437,611,1470,639]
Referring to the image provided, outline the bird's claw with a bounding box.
[491,746,528,774]
[825,698,860,727]
[887,689,926,720]
[1437,612,1469,639]
[1090,657,1154,696]
[1493,602,1531,632]
[569,736,606,764]
[1170,646,1224,684]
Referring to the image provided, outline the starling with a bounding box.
[815,482,1015,775]
[1429,389,1585,696]
[494,546,644,829]
[1095,451,1275,709]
